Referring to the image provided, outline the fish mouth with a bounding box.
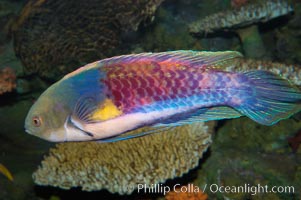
[25,129,31,134]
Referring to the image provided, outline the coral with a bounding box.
[237,25,267,58]
[0,67,16,95]
[275,28,301,64]
[225,58,301,86]
[189,0,293,58]
[273,3,301,64]
[0,0,22,43]
[33,122,214,194]
[189,0,293,34]
[12,0,164,80]
[216,116,301,155]
[165,184,208,200]
[196,118,301,199]
[141,6,202,52]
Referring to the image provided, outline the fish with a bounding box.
[24,50,301,142]
[0,163,13,181]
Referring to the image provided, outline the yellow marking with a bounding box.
[0,163,13,181]
[91,99,122,121]
[109,74,117,78]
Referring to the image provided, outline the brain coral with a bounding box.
[33,122,214,194]
[13,0,164,79]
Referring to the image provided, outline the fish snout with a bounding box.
[24,115,34,135]
[25,129,30,134]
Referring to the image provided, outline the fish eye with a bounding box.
[32,116,42,127]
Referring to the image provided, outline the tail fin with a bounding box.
[236,70,301,125]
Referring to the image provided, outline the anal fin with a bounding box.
[97,126,173,143]
[154,106,242,127]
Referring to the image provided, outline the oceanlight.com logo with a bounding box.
[136,183,295,196]
[208,183,295,196]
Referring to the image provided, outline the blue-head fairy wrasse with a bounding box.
[25,51,301,142]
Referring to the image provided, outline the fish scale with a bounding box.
[101,61,236,114]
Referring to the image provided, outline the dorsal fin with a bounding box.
[61,50,243,81]
[100,50,243,69]
[61,51,243,80]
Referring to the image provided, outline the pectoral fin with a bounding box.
[71,96,124,137]
[72,96,123,123]
[72,96,99,123]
